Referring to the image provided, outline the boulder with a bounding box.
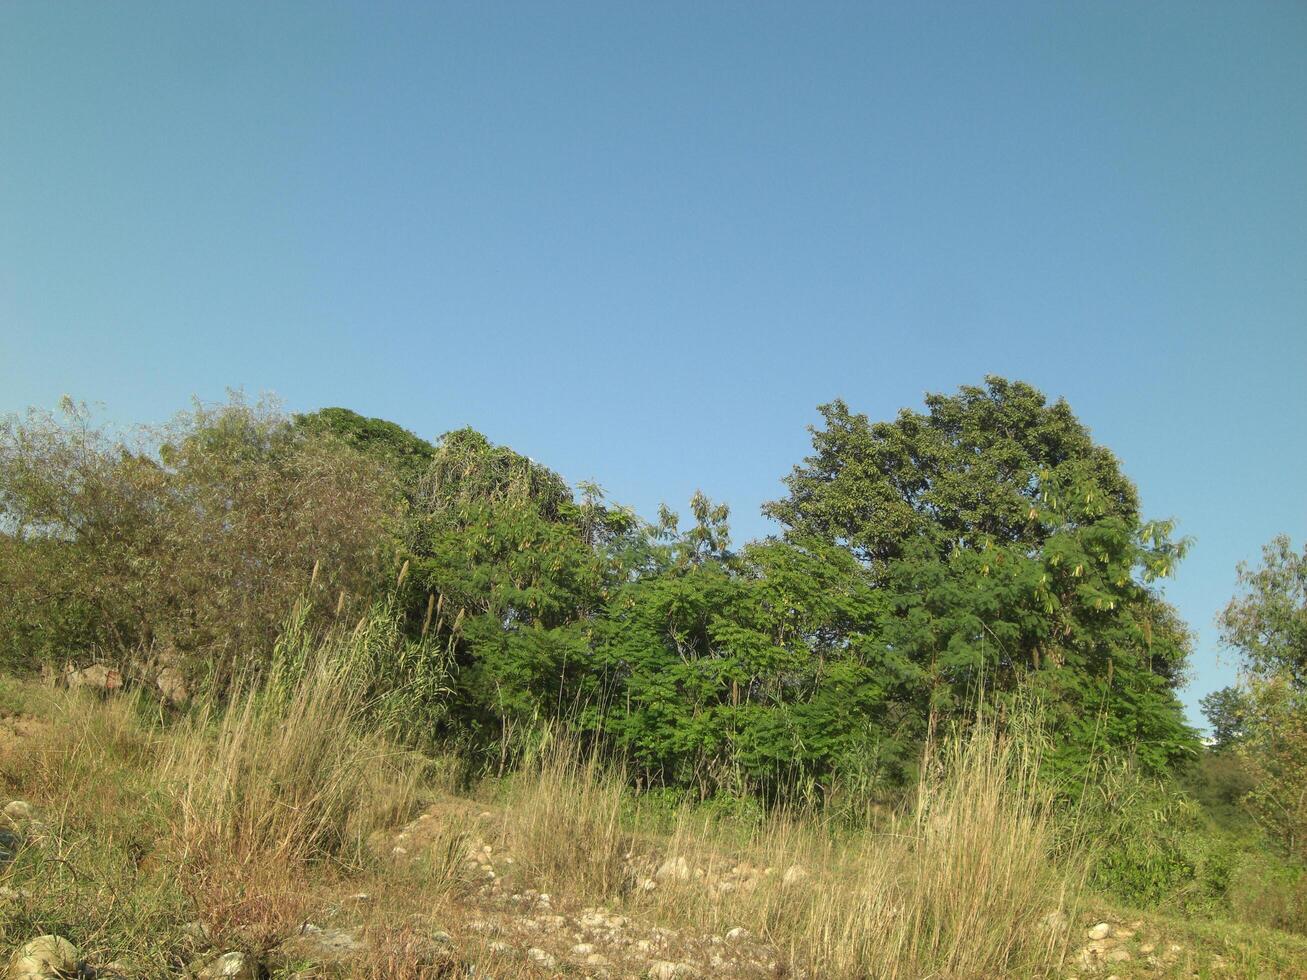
[191,952,256,979]
[156,667,189,705]
[64,663,122,692]
[6,935,78,980]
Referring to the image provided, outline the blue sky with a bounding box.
[2,2,1304,726]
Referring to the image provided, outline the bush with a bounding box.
[1078,762,1239,914]
[0,395,399,683]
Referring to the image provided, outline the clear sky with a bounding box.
[2,2,1304,727]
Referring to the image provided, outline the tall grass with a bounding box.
[500,731,630,897]
[615,716,1083,978]
[157,614,423,872]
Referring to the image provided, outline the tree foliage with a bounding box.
[1,378,1205,797]
[0,396,397,681]
[1215,536,1307,857]
[764,377,1196,775]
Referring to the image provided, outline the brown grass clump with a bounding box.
[500,734,629,899]
[156,647,427,945]
[613,717,1082,978]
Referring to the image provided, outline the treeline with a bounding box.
[1,379,1198,798]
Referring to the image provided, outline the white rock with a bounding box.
[656,856,691,881]
[3,801,33,824]
[194,952,255,979]
[725,926,749,942]
[782,864,808,886]
[648,962,698,979]
[7,935,79,980]
[526,948,557,969]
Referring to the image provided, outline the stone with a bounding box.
[65,663,122,692]
[6,936,79,980]
[1104,949,1131,964]
[0,829,22,868]
[193,952,256,979]
[585,953,611,967]
[157,666,189,704]
[724,927,749,942]
[782,864,808,886]
[1087,922,1113,940]
[3,801,33,825]
[572,943,596,955]
[526,948,556,969]
[648,962,698,979]
[656,856,691,881]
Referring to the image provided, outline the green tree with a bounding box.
[294,407,435,498]
[765,378,1197,775]
[1220,535,1307,690]
[589,497,901,798]
[1218,536,1307,857]
[1200,686,1250,749]
[398,427,637,750]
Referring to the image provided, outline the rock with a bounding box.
[157,666,189,704]
[585,953,611,967]
[298,925,361,954]
[432,931,453,945]
[782,864,808,886]
[6,936,79,980]
[572,943,596,955]
[648,962,698,979]
[182,920,213,945]
[1087,922,1113,940]
[656,856,691,881]
[1040,910,1068,932]
[193,951,256,979]
[3,801,33,825]
[65,663,122,692]
[1104,949,1131,964]
[526,948,556,969]
[0,829,22,868]
[724,927,749,942]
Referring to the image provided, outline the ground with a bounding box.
[2,676,1305,979]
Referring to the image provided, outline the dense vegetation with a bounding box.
[2,377,1304,937]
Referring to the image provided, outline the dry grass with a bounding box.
[606,718,1084,978]
[6,671,1307,978]
[499,732,630,898]
[155,647,429,947]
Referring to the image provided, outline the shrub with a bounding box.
[0,395,398,683]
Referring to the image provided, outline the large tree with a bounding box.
[765,377,1196,775]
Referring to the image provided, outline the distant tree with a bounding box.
[1200,686,1250,749]
[764,377,1140,569]
[1220,535,1307,690]
[0,396,397,680]
[1218,536,1307,856]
